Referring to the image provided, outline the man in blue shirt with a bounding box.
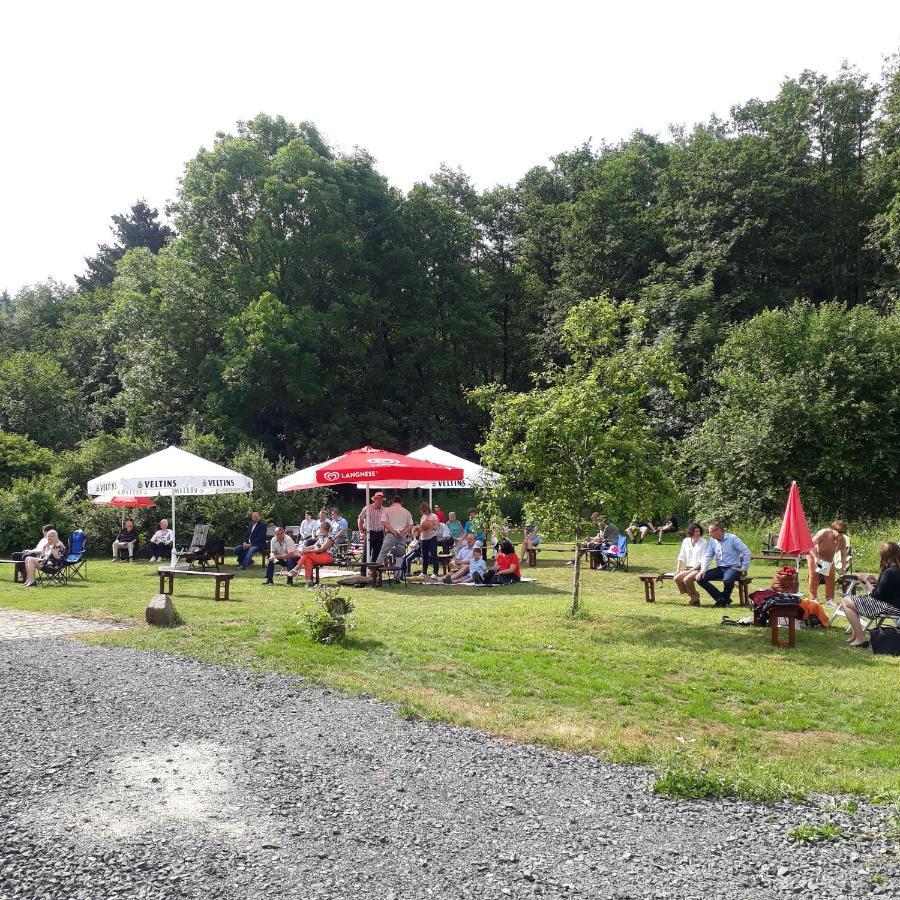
[697,521,750,607]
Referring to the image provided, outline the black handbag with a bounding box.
[870,625,900,656]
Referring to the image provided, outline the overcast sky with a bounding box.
[1,0,898,295]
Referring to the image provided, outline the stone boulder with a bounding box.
[146,593,178,627]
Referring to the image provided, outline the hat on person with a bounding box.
[372,491,385,500]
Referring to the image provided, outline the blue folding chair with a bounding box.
[63,529,87,582]
[605,535,629,571]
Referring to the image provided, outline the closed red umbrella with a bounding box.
[776,481,813,556]
[91,495,156,508]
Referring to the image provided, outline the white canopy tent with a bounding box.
[87,446,253,566]
[364,444,501,505]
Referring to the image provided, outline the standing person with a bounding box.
[22,530,67,586]
[697,521,750,607]
[112,519,138,562]
[12,525,54,560]
[377,496,414,566]
[434,504,446,524]
[287,522,335,588]
[148,519,174,562]
[262,527,300,586]
[358,492,386,576]
[234,511,267,569]
[807,521,849,605]
[419,502,441,578]
[299,511,317,544]
[841,542,900,649]
[673,523,707,605]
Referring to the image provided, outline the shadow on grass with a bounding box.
[592,613,879,668]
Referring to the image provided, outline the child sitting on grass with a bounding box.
[445,546,487,584]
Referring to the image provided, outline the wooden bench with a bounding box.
[638,573,753,606]
[157,568,234,602]
[437,553,452,576]
[0,559,27,583]
[750,554,802,566]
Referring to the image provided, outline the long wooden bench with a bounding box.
[0,559,27,583]
[157,567,234,602]
[638,573,753,606]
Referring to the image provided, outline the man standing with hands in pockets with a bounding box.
[697,521,750,607]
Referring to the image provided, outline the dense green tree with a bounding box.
[683,301,900,520]
[76,201,174,291]
[0,432,54,486]
[473,297,682,535]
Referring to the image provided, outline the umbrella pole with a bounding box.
[170,491,177,568]
[429,485,432,510]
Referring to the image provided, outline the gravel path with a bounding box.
[0,634,897,899]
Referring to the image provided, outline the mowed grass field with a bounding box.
[2,540,897,802]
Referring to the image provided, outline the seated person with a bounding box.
[464,509,485,546]
[673,523,707,605]
[446,511,463,544]
[445,546,487,584]
[286,522,334,588]
[330,507,349,548]
[234,512,267,569]
[697,521,750,607]
[262,526,300,586]
[22,530,67,586]
[12,524,54,560]
[841,541,900,648]
[487,540,522,584]
[626,518,655,544]
[582,516,618,567]
[394,526,421,581]
[522,524,542,553]
[299,511,318,544]
[315,507,331,539]
[656,515,679,545]
[148,519,174,562]
[450,533,479,577]
[437,520,454,554]
[112,519,138,561]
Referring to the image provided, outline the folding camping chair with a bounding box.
[172,524,210,569]
[605,534,629,571]
[38,530,86,586]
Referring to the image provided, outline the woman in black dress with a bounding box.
[22,530,67,586]
[842,541,900,648]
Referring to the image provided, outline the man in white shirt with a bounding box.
[262,527,300,585]
[148,519,175,562]
[450,533,478,577]
[377,496,414,566]
[12,525,53,560]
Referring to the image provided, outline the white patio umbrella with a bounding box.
[366,444,501,507]
[87,446,253,566]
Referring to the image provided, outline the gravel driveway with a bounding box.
[0,621,897,899]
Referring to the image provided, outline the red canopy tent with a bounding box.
[776,481,814,558]
[277,446,464,564]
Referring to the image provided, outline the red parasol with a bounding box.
[776,481,813,556]
[91,495,156,508]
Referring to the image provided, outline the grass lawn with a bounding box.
[2,541,898,803]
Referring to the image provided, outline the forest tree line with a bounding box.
[2,58,900,531]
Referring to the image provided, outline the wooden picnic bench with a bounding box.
[638,573,754,606]
[749,554,802,566]
[0,559,27,583]
[157,568,234,602]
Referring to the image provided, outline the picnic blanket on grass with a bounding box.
[414,577,536,587]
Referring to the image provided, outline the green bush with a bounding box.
[0,432,53,487]
[300,587,355,644]
[0,476,78,555]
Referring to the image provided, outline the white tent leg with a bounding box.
[429,485,433,510]
[170,492,177,568]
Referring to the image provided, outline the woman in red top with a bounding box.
[490,539,521,584]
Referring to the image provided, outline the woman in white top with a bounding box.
[674,523,707,605]
[148,519,175,562]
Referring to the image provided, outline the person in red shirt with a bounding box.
[434,504,447,524]
[489,540,521,584]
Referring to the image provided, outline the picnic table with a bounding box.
[0,559,26,583]
[638,573,754,606]
[157,567,234,602]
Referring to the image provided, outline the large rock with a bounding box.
[146,593,178,627]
